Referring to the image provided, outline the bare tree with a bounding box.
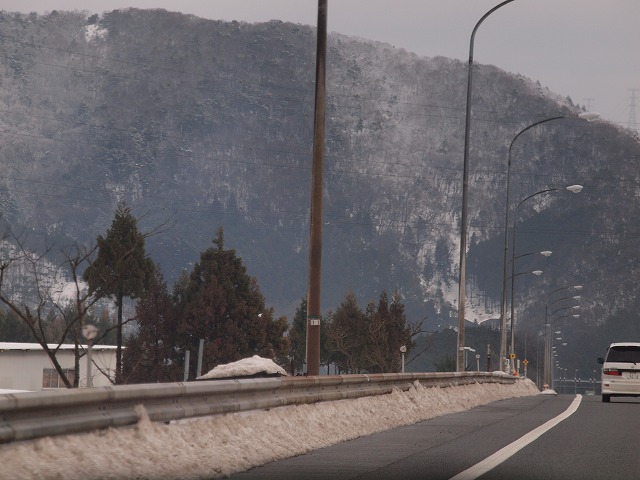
[0,235,115,388]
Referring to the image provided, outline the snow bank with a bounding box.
[0,379,539,480]
[197,355,287,379]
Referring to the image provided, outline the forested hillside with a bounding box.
[0,9,639,376]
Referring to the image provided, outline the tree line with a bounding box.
[0,203,422,386]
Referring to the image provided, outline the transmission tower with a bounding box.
[583,97,595,112]
[629,89,639,133]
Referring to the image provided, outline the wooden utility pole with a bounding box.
[306,0,327,376]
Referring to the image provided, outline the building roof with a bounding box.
[0,342,118,351]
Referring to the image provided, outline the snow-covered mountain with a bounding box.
[0,8,638,338]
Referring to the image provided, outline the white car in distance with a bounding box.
[598,342,640,403]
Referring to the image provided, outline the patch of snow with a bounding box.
[49,279,87,305]
[0,379,539,479]
[197,355,288,379]
[84,24,107,42]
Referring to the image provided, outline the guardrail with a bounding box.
[0,371,514,445]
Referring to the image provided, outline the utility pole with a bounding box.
[305,0,327,376]
[486,343,491,372]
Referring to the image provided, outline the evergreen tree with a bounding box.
[83,203,154,383]
[0,309,35,342]
[328,290,418,374]
[288,298,307,374]
[123,267,180,383]
[359,290,416,373]
[434,354,457,372]
[175,227,289,377]
[327,291,366,373]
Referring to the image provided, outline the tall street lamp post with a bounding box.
[82,324,98,388]
[499,112,598,372]
[506,185,581,370]
[509,251,551,368]
[458,0,516,372]
[508,268,543,372]
[544,300,581,387]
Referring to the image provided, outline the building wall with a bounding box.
[0,347,116,391]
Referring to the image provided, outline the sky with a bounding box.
[2,0,639,128]
[0,376,541,479]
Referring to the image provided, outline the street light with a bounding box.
[462,346,476,370]
[549,285,583,297]
[511,250,553,262]
[82,324,98,388]
[544,302,581,387]
[458,0,516,373]
[505,185,581,370]
[546,286,583,370]
[400,345,407,373]
[499,112,598,372]
[507,268,543,373]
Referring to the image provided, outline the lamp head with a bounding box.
[566,185,583,193]
[540,251,552,257]
[578,111,600,122]
[532,270,543,276]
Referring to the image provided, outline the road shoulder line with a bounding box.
[449,394,583,480]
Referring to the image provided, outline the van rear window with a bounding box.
[607,346,640,363]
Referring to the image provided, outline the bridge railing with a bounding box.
[0,371,514,444]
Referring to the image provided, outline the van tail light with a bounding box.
[603,368,621,376]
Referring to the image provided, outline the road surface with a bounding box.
[229,394,640,479]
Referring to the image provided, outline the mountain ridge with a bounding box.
[0,8,638,349]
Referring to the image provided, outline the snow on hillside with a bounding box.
[0,378,540,479]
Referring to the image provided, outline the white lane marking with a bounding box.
[449,394,583,480]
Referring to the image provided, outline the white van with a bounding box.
[597,342,640,403]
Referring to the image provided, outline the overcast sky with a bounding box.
[3,1,639,127]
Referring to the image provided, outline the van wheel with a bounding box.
[602,395,610,403]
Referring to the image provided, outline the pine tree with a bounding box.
[327,291,366,373]
[0,310,35,342]
[387,290,415,370]
[288,298,307,374]
[328,290,418,373]
[83,203,154,383]
[123,267,180,383]
[175,227,289,377]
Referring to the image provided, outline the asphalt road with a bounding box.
[229,394,640,480]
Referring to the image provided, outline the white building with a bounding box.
[0,342,117,391]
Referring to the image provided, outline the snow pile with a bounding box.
[0,379,539,480]
[197,355,287,379]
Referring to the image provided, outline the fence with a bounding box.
[0,371,515,444]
